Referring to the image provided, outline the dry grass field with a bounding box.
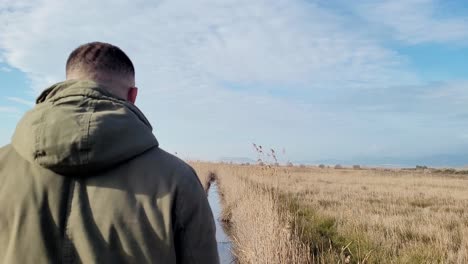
[192,162,468,263]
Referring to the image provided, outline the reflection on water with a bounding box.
[208,182,235,264]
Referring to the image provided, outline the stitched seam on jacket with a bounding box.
[84,99,96,164]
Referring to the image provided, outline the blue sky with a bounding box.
[1,0,468,166]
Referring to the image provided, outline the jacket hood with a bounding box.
[12,80,159,176]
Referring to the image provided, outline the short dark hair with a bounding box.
[66,42,135,77]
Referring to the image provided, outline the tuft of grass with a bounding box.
[409,198,436,208]
[279,193,382,264]
[397,245,445,263]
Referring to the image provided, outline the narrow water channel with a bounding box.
[207,182,235,264]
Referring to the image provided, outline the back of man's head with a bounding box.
[66,42,137,102]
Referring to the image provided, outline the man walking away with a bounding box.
[0,42,219,264]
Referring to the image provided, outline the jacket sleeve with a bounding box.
[174,166,219,264]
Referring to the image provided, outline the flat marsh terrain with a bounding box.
[192,162,468,264]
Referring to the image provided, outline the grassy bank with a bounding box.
[193,162,311,263]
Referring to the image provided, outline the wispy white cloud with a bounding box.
[355,0,468,44]
[6,96,35,107]
[0,106,19,114]
[0,66,12,72]
[422,81,468,105]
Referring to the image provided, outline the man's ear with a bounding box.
[127,87,138,104]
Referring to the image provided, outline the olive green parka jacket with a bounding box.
[0,80,219,264]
